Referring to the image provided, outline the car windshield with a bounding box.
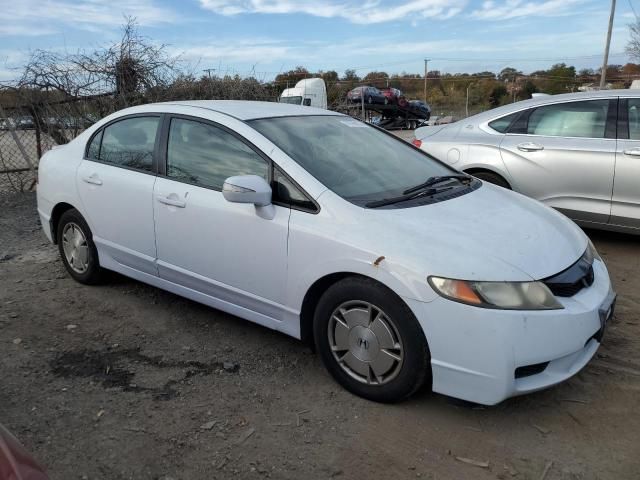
[279,96,302,105]
[249,115,456,206]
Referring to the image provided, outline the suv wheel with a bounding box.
[313,277,431,403]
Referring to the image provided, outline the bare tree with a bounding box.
[626,19,640,61]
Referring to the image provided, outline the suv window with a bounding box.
[488,112,519,133]
[627,98,640,140]
[525,100,609,138]
[167,118,268,190]
[98,116,160,171]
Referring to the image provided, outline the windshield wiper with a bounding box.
[402,174,472,195]
[365,186,451,208]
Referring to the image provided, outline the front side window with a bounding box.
[273,167,316,211]
[525,100,609,138]
[250,116,454,207]
[167,118,268,190]
[99,116,160,171]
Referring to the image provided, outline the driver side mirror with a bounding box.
[222,175,272,207]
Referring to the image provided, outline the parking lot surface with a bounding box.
[1,192,639,480]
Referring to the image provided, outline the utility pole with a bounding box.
[424,59,430,103]
[466,83,472,117]
[203,68,215,79]
[600,0,616,89]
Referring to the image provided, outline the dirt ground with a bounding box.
[1,192,639,480]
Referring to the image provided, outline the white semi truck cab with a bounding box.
[279,78,327,109]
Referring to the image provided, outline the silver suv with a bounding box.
[414,90,640,234]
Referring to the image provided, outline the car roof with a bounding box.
[471,89,640,122]
[156,100,341,120]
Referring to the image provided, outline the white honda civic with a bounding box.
[37,101,616,405]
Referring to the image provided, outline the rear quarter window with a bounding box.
[488,112,519,133]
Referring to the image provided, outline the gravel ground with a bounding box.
[1,192,639,480]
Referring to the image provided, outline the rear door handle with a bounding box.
[157,195,186,208]
[517,142,544,152]
[82,175,102,186]
[623,148,640,156]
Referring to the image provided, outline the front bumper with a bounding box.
[405,259,614,405]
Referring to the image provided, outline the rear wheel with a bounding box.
[57,209,103,284]
[469,171,511,189]
[314,277,431,403]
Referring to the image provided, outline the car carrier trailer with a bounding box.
[338,102,431,130]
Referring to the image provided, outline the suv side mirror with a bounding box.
[222,175,272,207]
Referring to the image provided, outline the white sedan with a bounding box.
[37,101,616,405]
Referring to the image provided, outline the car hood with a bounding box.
[363,183,587,282]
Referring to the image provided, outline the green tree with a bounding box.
[498,67,522,82]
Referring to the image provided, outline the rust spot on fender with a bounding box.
[373,256,386,266]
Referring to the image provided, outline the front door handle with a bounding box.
[157,195,186,208]
[517,142,545,152]
[623,148,640,156]
[82,175,102,186]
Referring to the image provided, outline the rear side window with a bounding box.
[488,112,519,133]
[627,98,640,140]
[98,116,160,172]
[526,100,609,138]
[167,118,268,190]
[87,130,102,160]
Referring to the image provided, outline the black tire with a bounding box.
[313,277,431,403]
[56,208,103,284]
[471,171,511,189]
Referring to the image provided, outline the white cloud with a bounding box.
[199,0,467,24]
[174,38,291,65]
[0,0,178,36]
[471,0,582,20]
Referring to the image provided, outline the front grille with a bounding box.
[542,250,594,298]
[545,265,594,297]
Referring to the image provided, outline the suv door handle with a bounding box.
[623,148,640,156]
[517,142,544,152]
[157,195,186,208]
[82,175,102,186]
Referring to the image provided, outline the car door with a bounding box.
[153,115,290,320]
[499,99,616,225]
[77,115,161,275]
[612,97,640,229]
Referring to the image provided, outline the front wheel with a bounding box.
[57,208,103,284]
[314,277,431,403]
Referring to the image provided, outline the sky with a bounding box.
[0,0,636,83]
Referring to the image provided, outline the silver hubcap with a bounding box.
[328,301,404,385]
[62,222,89,274]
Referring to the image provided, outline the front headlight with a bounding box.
[428,276,563,310]
[586,239,601,262]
